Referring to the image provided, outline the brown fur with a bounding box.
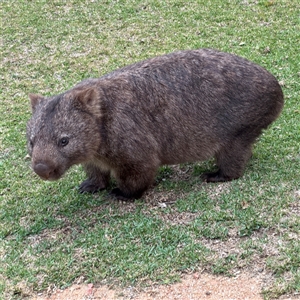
[27,49,284,199]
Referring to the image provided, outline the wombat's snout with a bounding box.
[33,162,57,180]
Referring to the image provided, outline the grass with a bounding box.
[1,0,299,299]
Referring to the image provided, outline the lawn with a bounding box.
[1,1,299,299]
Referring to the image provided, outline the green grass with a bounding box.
[1,0,299,299]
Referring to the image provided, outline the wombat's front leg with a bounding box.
[79,162,110,193]
[111,165,157,200]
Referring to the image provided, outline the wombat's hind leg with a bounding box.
[203,140,253,183]
[79,163,110,193]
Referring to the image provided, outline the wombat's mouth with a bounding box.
[33,162,64,181]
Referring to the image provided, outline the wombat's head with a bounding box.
[27,87,101,181]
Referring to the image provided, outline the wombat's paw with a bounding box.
[202,171,233,183]
[79,179,107,193]
[109,188,137,201]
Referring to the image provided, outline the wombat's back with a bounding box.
[95,49,283,164]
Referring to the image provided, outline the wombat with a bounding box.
[27,49,284,199]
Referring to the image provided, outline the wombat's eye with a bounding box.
[59,137,69,147]
[29,140,34,148]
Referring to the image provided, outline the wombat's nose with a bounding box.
[33,163,54,180]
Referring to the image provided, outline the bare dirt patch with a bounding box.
[32,272,264,300]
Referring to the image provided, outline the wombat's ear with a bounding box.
[29,94,44,112]
[73,87,100,113]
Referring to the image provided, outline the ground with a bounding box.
[31,272,299,300]
[32,272,262,300]
[27,180,300,300]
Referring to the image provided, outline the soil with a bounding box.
[33,272,264,300]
